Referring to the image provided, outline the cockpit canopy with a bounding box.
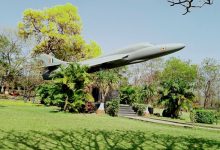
[104,42,154,56]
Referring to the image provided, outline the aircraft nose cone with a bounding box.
[166,43,185,52]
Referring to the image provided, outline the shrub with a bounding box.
[162,109,172,117]
[191,109,216,124]
[119,86,138,104]
[106,99,120,117]
[214,111,220,125]
[36,63,91,113]
[0,94,8,99]
[137,104,146,116]
[154,113,161,117]
[85,101,95,113]
[132,103,139,112]
[158,79,195,118]
[132,103,146,116]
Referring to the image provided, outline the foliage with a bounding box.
[159,79,195,118]
[18,3,101,61]
[84,101,95,113]
[0,31,24,93]
[132,103,146,116]
[129,58,163,86]
[106,99,120,117]
[132,103,139,112]
[138,84,157,104]
[162,109,172,118]
[191,109,216,124]
[36,83,61,106]
[18,59,44,99]
[137,104,146,116]
[198,58,220,108]
[159,58,197,118]
[215,111,220,124]
[161,57,197,86]
[119,86,138,104]
[119,84,157,105]
[36,63,91,112]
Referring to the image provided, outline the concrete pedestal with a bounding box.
[144,107,150,117]
[96,102,105,114]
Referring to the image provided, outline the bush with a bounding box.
[106,99,120,117]
[162,109,172,117]
[0,94,8,99]
[132,103,146,116]
[214,111,220,125]
[36,63,91,113]
[191,109,216,124]
[154,113,161,117]
[119,86,138,104]
[132,103,139,112]
[137,104,146,116]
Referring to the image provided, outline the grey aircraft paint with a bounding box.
[36,42,185,79]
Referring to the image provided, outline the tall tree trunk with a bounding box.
[174,106,181,118]
[0,77,5,93]
[204,81,211,108]
[64,96,68,111]
[103,86,109,102]
[4,83,9,95]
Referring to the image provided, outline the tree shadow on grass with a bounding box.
[49,110,61,113]
[0,129,219,150]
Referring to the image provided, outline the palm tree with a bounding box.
[94,69,120,113]
[159,79,195,118]
[95,69,120,102]
[50,63,91,112]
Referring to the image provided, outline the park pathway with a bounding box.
[122,115,220,131]
[118,104,220,131]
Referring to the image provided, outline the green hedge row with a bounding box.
[191,109,216,124]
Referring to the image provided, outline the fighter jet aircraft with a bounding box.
[37,42,185,79]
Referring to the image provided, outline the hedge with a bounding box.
[191,109,216,124]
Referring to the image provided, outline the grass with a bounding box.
[0,100,220,149]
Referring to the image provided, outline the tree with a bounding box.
[18,59,44,101]
[198,58,220,108]
[128,58,163,105]
[36,63,91,112]
[161,57,197,85]
[94,69,121,102]
[119,86,137,104]
[129,58,164,86]
[168,0,213,15]
[0,31,24,94]
[159,58,197,118]
[18,3,101,61]
[159,79,195,118]
[139,84,157,105]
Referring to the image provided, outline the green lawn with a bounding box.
[0,100,220,149]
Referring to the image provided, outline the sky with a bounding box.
[0,0,219,64]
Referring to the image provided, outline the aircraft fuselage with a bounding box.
[37,42,185,79]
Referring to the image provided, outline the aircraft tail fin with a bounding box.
[36,53,67,67]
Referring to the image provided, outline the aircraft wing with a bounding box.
[79,54,128,72]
